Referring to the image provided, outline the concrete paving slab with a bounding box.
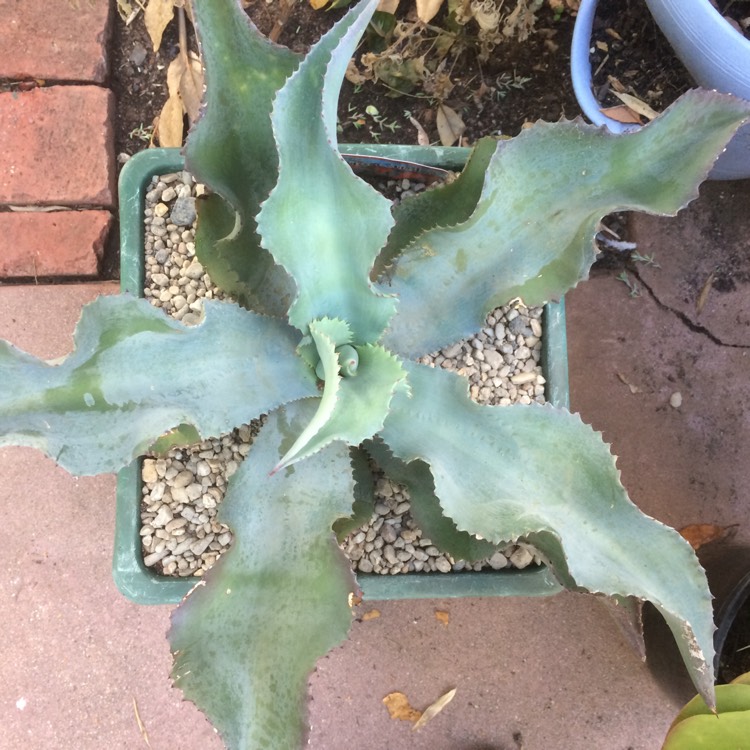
[0,284,222,749]
[633,180,750,348]
[567,272,750,544]
[0,272,703,750]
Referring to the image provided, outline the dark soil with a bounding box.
[589,0,694,118]
[107,0,698,279]
[111,2,583,158]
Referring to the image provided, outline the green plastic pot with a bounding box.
[114,146,570,605]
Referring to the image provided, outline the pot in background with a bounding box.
[571,0,750,180]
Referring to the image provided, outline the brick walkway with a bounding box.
[0,1,114,278]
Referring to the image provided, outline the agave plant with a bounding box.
[1,0,749,747]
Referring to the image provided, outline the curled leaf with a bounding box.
[600,105,643,124]
[612,91,660,121]
[679,523,738,551]
[436,103,465,146]
[412,687,457,730]
[435,610,450,626]
[383,692,422,722]
[416,0,444,23]
[156,90,184,147]
[144,0,175,52]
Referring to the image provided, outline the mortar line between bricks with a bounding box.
[0,277,118,286]
[0,205,114,213]
[0,79,112,89]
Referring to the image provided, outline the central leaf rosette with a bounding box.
[273,317,407,472]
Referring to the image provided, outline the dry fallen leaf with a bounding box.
[412,688,457,731]
[117,0,142,24]
[435,610,450,626]
[600,105,642,125]
[696,271,716,315]
[156,95,184,147]
[179,50,204,124]
[378,0,400,13]
[383,692,422,723]
[612,91,660,121]
[361,609,381,621]
[345,60,368,86]
[144,0,176,52]
[436,103,465,147]
[409,116,430,146]
[679,523,738,551]
[416,0,445,23]
[616,372,641,395]
[132,697,152,748]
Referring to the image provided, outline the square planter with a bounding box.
[114,146,569,605]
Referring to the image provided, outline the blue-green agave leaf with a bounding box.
[170,402,357,750]
[383,90,750,356]
[333,446,376,541]
[193,193,295,318]
[0,295,317,475]
[275,319,407,472]
[274,319,343,471]
[257,0,397,342]
[364,438,496,562]
[188,0,299,316]
[379,362,716,707]
[373,137,497,279]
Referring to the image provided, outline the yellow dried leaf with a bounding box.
[117,0,140,24]
[132,697,152,748]
[166,54,184,97]
[145,0,176,52]
[361,609,381,621]
[416,0,445,23]
[696,271,715,315]
[612,91,660,120]
[378,0,400,12]
[435,610,450,626]
[156,95,184,147]
[412,687,457,730]
[179,51,204,123]
[436,103,465,146]
[408,116,430,146]
[383,692,422,722]
[310,0,330,9]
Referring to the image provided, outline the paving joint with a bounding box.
[633,266,750,350]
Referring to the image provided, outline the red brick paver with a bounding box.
[0,85,115,208]
[0,210,111,277]
[0,0,112,83]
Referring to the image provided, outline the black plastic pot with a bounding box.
[715,568,750,683]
